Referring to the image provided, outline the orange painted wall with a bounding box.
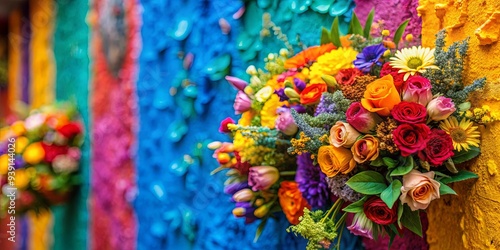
[418,0,500,249]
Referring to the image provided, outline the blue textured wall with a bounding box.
[135,0,361,249]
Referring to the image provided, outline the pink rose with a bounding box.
[233,91,252,114]
[248,166,280,191]
[400,170,441,211]
[346,102,383,133]
[427,96,456,121]
[275,108,298,136]
[329,121,361,148]
[402,76,433,106]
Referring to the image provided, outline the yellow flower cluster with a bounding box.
[308,47,358,83]
[464,105,500,124]
[290,132,312,155]
[260,95,280,128]
[232,131,276,166]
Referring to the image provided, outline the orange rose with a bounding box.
[300,83,327,105]
[351,135,380,164]
[400,170,441,211]
[361,74,401,116]
[317,145,356,177]
[278,181,311,225]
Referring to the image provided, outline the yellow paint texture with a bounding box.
[8,10,21,103]
[419,0,500,249]
[30,0,55,109]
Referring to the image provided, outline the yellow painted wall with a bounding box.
[418,0,500,249]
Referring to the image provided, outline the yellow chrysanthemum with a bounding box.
[390,46,439,81]
[440,116,480,152]
[238,110,255,126]
[260,95,280,129]
[308,47,358,83]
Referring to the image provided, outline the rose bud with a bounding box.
[427,96,456,121]
[248,166,280,191]
[225,76,248,91]
[346,102,383,133]
[400,170,441,211]
[233,91,252,114]
[329,121,361,148]
[232,188,255,202]
[402,76,433,106]
[219,117,235,133]
[275,108,298,136]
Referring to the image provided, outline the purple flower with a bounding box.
[248,166,279,191]
[295,153,330,208]
[290,105,307,113]
[347,212,375,239]
[275,88,289,102]
[232,201,257,224]
[314,94,337,116]
[354,44,386,73]
[293,78,306,91]
[224,182,249,195]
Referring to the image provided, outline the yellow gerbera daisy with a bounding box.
[439,116,480,152]
[389,46,439,81]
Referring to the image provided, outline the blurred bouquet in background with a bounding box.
[0,102,83,214]
[211,10,494,250]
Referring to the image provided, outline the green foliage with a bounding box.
[363,9,375,38]
[342,196,367,213]
[438,181,457,195]
[348,13,363,36]
[287,208,338,250]
[440,170,478,184]
[390,156,414,176]
[393,19,409,47]
[330,17,342,47]
[401,204,422,237]
[380,180,402,209]
[423,30,486,105]
[452,146,480,164]
[346,171,388,195]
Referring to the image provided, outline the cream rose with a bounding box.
[400,170,441,211]
[329,121,361,148]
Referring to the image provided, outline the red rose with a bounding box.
[335,68,363,85]
[363,196,397,225]
[219,117,235,133]
[57,122,82,138]
[393,123,431,157]
[380,62,405,91]
[391,101,427,124]
[41,143,69,163]
[418,129,454,166]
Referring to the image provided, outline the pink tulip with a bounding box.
[346,102,383,133]
[225,76,248,91]
[248,166,280,191]
[233,91,251,114]
[347,212,374,240]
[275,108,298,136]
[427,96,456,121]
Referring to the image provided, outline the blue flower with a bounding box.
[354,44,386,73]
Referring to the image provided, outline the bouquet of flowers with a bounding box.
[211,12,495,249]
[0,102,83,214]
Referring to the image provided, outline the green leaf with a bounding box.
[320,27,331,45]
[349,13,363,36]
[438,181,457,195]
[434,171,451,179]
[254,218,267,243]
[343,196,367,213]
[329,17,341,47]
[363,8,375,38]
[401,204,422,237]
[390,157,414,176]
[393,19,410,48]
[380,180,402,209]
[383,157,398,168]
[397,201,404,228]
[370,157,384,167]
[440,170,479,184]
[346,171,388,195]
[385,225,396,249]
[452,146,480,164]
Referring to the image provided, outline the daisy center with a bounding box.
[407,57,423,69]
[450,128,467,143]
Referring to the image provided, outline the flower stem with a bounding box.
[279,171,296,176]
[330,199,344,221]
[320,199,341,223]
[335,220,345,250]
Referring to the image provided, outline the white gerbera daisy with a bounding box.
[389,46,439,80]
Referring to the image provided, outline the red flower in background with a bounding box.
[57,122,82,139]
[284,43,335,69]
[41,143,69,163]
[380,62,405,91]
[363,196,397,225]
[336,68,363,85]
[300,83,327,105]
[418,129,454,166]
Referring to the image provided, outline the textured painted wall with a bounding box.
[52,0,90,249]
[89,0,140,249]
[135,0,361,249]
[418,0,500,249]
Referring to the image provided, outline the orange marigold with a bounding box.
[278,181,311,225]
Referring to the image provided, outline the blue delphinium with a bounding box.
[354,43,386,73]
